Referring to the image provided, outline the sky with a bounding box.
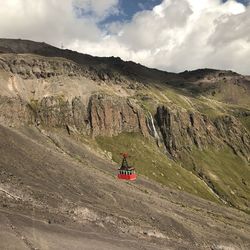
[0,0,250,74]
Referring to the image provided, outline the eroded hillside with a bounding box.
[0,38,250,249]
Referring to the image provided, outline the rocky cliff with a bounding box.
[0,94,149,138]
[155,106,250,160]
[0,39,249,161]
[88,94,149,137]
[0,39,249,160]
[0,39,250,211]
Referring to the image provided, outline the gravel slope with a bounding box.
[0,124,250,249]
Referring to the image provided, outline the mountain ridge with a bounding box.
[0,38,244,77]
[0,38,250,249]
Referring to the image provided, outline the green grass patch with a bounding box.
[181,147,250,212]
[192,99,225,120]
[96,132,219,202]
[239,116,250,133]
[211,82,250,107]
[29,98,39,111]
[134,84,193,112]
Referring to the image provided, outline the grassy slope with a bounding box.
[180,147,250,212]
[240,116,250,132]
[212,82,250,108]
[148,83,250,210]
[96,132,219,203]
[93,79,250,211]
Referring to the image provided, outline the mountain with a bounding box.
[0,38,250,249]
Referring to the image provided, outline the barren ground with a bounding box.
[0,124,250,250]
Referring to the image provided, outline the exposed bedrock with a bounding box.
[0,94,149,137]
[88,94,149,137]
[1,94,249,161]
[155,106,250,160]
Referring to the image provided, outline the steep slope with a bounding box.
[0,38,249,214]
[1,124,250,250]
[1,39,249,105]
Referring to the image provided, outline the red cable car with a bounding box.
[117,153,137,181]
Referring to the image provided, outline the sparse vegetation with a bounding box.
[29,98,39,111]
[180,146,250,212]
[96,132,219,203]
[1,38,250,248]
[239,116,250,132]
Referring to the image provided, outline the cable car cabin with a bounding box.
[118,168,136,180]
[117,153,137,181]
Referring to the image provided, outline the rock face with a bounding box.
[31,94,149,137]
[0,38,249,162]
[0,54,83,79]
[0,96,32,126]
[155,106,250,159]
[214,116,250,160]
[30,96,89,133]
[0,52,148,137]
[88,94,149,137]
[0,94,149,137]
[2,93,248,161]
[155,106,217,157]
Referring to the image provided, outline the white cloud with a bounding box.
[0,0,250,75]
[0,0,102,46]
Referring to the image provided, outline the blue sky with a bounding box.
[100,0,162,25]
